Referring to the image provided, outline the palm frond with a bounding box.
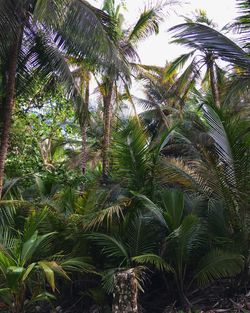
[126,215,156,257]
[132,254,173,272]
[88,233,129,265]
[170,23,250,69]
[128,6,163,45]
[234,0,250,48]
[112,118,151,190]
[131,192,166,227]
[81,200,129,230]
[163,51,195,81]
[194,248,244,285]
[160,189,184,231]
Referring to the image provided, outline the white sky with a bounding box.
[89,0,238,66]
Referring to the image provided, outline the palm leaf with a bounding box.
[88,233,129,265]
[170,23,250,69]
[131,192,166,227]
[132,254,173,272]
[128,6,163,45]
[194,248,244,285]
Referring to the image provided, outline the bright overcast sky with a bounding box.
[89,0,238,66]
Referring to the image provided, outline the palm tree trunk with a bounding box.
[209,60,220,108]
[81,76,90,176]
[112,269,138,313]
[102,80,113,181]
[81,124,87,175]
[0,28,23,198]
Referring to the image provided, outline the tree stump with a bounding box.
[112,269,138,313]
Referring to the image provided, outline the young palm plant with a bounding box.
[135,189,244,304]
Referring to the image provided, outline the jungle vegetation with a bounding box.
[0,0,249,312]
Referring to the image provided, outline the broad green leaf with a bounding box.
[38,261,55,292]
[6,266,25,289]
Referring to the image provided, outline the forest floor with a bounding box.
[163,288,250,313]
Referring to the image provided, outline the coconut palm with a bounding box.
[98,0,164,180]
[169,2,250,106]
[71,62,93,176]
[88,213,169,313]
[165,11,225,110]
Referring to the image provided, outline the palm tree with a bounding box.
[99,0,164,181]
[135,188,244,304]
[156,100,250,282]
[165,11,224,110]
[0,0,122,198]
[133,63,181,135]
[88,214,169,313]
[169,3,250,106]
[71,62,92,176]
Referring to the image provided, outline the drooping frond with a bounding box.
[131,192,166,227]
[170,23,250,69]
[80,199,129,230]
[158,157,212,195]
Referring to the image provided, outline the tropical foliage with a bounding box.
[0,0,250,312]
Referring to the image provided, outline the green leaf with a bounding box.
[132,254,173,272]
[38,261,55,292]
[170,22,250,69]
[88,233,129,266]
[131,192,166,227]
[21,231,39,264]
[195,249,244,286]
[31,291,56,303]
[6,266,25,289]
[22,262,36,282]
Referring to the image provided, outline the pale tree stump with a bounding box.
[112,269,138,313]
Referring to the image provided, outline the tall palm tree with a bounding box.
[0,0,122,198]
[168,3,250,106]
[165,11,224,110]
[71,63,92,176]
[99,0,164,181]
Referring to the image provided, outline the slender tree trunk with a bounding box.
[102,80,113,181]
[0,28,23,198]
[112,269,138,313]
[209,60,220,108]
[81,75,90,176]
[81,124,87,175]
